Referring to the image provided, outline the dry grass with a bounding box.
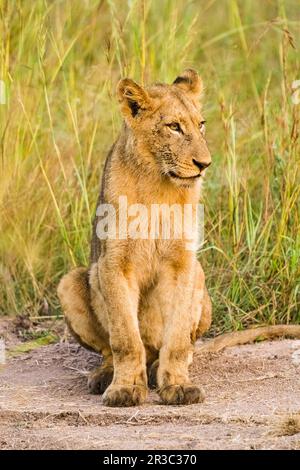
[271,414,300,436]
[0,0,299,332]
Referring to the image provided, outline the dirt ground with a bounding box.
[0,317,300,450]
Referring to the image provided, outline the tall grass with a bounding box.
[0,0,299,332]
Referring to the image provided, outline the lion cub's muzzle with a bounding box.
[192,158,211,174]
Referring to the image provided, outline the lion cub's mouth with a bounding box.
[168,171,201,181]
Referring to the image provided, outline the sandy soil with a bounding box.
[0,318,300,450]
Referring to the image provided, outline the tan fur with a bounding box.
[58,69,212,407]
[195,325,300,354]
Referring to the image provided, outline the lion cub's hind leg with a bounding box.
[195,285,212,337]
[57,267,113,394]
[147,359,159,390]
[191,262,212,342]
[87,355,114,395]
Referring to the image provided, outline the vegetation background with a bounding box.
[0,0,299,333]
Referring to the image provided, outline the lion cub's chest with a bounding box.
[129,238,180,288]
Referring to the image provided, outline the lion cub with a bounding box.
[58,69,212,407]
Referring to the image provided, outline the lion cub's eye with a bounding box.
[199,120,206,134]
[167,122,182,133]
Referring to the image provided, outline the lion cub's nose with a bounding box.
[192,159,211,173]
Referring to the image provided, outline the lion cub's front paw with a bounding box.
[102,384,148,407]
[88,366,114,395]
[159,384,205,405]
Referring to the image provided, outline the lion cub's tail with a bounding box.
[195,325,300,355]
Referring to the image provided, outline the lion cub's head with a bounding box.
[117,69,211,188]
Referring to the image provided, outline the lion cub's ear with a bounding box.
[173,69,203,97]
[117,78,151,122]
